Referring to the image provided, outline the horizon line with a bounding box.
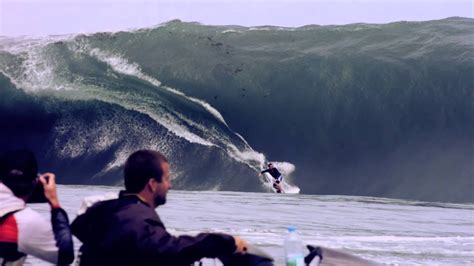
[1,16,471,39]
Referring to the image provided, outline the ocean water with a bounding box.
[1,17,473,203]
[27,185,474,265]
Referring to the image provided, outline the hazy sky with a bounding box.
[1,0,472,36]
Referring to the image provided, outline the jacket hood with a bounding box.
[0,182,25,218]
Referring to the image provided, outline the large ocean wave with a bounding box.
[1,17,473,202]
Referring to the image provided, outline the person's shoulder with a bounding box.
[122,200,157,218]
[14,207,51,233]
[14,206,48,223]
[97,196,158,221]
[114,201,163,231]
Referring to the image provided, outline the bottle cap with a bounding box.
[287,225,296,232]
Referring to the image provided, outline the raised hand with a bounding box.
[38,173,61,209]
[233,236,248,254]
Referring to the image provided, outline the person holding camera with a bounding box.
[0,150,74,265]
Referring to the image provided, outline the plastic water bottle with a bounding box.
[284,226,305,266]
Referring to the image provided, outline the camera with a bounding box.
[27,174,49,203]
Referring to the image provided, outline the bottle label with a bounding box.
[286,254,305,266]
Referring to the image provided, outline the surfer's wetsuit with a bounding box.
[260,168,283,182]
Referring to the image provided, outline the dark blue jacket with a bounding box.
[71,194,236,266]
[261,168,281,179]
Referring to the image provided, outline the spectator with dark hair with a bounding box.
[0,150,74,265]
[72,149,248,266]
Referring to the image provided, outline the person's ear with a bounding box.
[147,178,157,192]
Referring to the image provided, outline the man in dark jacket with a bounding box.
[72,149,247,266]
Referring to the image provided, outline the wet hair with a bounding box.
[124,150,169,193]
[0,150,38,197]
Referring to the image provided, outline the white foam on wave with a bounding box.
[267,161,296,174]
[0,35,74,55]
[222,29,242,34]
[0,35,80,92]
[89,48,162,87]
[87,46,230,129]
[225,144,265,171]
[0,42,61,91]
[78,47,215,147]
[248,26,296,32]
[162,86,229,127]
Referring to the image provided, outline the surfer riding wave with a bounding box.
[260,163,284,193]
